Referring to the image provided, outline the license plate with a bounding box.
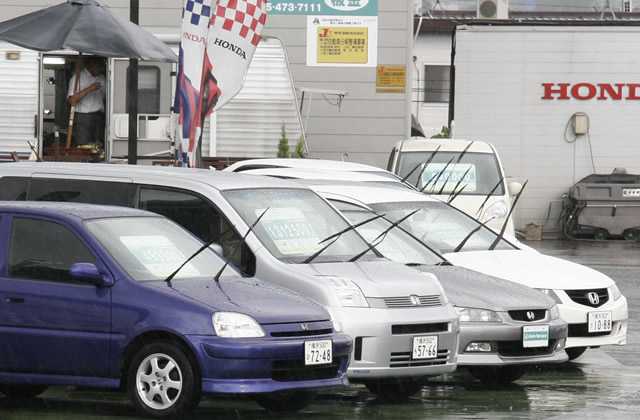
[588,311,613,333]
[623,188,640,198]
[412,336,438,360]
[523,325,549,348]
[305,340,332,366]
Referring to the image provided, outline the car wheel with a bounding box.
[365,379,424,402]
[566,347,588,361]
[127,341,200,418]
[255,391,315,412]
[594,229,608,241]
[469,366,526,386]
[0,385,48,399]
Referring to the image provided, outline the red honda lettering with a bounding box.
[542,83,570,100]
[627,83,640,100]
[597,83,625,100]
[571,83,597,100]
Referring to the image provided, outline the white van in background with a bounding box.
[387,138,523,236]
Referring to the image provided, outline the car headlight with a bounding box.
[327,278,369,308]
[213,312,265,338]
[549,305,560,320]
[609,284,622,301]
[537,289,563,304]
[455,307,502,323]
[483,200,509,220]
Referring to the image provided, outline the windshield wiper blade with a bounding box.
[488,180,528,251]
[303,213,387,264]
[448,183,468,205]
[476,176,505,217]
[447,166,472,202]
[213,207,270,283]
[349,209,421,263]
[452,217,497,253]
[403,145,442,186]
[165,238,220,286]
[420,156,455,193]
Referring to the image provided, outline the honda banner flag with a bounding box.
[176,0,267,167]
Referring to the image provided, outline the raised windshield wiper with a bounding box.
[303,213,387,264]
[436,142,475,196]
[488,180,528,251]
[452,217,497,253]
[446,166,472,202]
[213,207,270,283]
[401,145,442,185]
[349,209,421,262]
[420,156,455,193]
[476,176,505,217]
[448,184,468,205]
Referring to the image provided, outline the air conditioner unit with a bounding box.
[624,0,633,13]
[477,0,509,19]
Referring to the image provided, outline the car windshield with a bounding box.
[397,151,505,196]
[330,200,445,266]
[370,201,516,254]
[86,217,233,282]
[224,188,377,264]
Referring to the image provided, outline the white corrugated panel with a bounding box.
[204,38,303,158]
[0,43,38,155]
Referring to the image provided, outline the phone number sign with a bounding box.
[267,0,379,16]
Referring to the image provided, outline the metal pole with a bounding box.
[127,0,140,165]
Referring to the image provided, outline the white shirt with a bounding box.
[68,68,106,114]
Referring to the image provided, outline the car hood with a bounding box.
[415,265,555,311]
[443,250,615,290]
[161,277,330,324]
[293,260,443,298]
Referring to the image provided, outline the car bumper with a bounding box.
[557,295,628,349]
[187,333,352,394]
[457,318,568,366]
[332,305,460,380]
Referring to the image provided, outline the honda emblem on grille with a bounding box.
[587,292,600,306]
[410,295,421,306]
[300,323,309,331]
[526,311,536,321]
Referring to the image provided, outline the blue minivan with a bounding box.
[0,203,351,417]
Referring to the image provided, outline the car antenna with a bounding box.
[452,217,497,253]
[214,207,271,283]
[420,156,455,193]
[476,176,505,217]
[488,180,529,251]
[303,213,387,264]
[401,145,442,185]
[350,209,421,262]
[446,166,472,202]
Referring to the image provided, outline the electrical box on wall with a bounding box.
[572,113,589,135]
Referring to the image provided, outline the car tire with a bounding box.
[469,366,526,386]
[566,347,588,361]
[365,379,424,402]
[0,385,48,399]
[255,391,315,412]
[127,341,201,419]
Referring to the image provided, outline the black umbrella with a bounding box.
[0,0,176,61]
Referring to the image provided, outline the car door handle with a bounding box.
[5,297,25,304]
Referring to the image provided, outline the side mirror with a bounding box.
[70,263,113,288]
[508,181,523,197]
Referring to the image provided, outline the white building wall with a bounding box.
[453,25,640,231]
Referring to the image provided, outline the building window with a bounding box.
[126,65,161,114]
[424,65,450,103]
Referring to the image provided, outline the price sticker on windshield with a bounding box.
[305,340,333,365]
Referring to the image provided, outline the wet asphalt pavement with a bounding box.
[0,240,638,420]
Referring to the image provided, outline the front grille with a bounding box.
[568,323,612,338]
[508,310,547,322]
[565,289,609,308]
[383,295,442,308]
[389,350,450,368]
[271,359,341,382]
[270,329,333,338]
[497,340,557,357]
[392,323,449,335]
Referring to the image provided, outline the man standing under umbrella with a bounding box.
[67,57,106,147]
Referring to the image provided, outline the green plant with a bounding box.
[294,136,306,158]
[277,124,290,158]
[431,126,450,139]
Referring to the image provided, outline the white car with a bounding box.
[285,179,627,361]
[388,138,523,236]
